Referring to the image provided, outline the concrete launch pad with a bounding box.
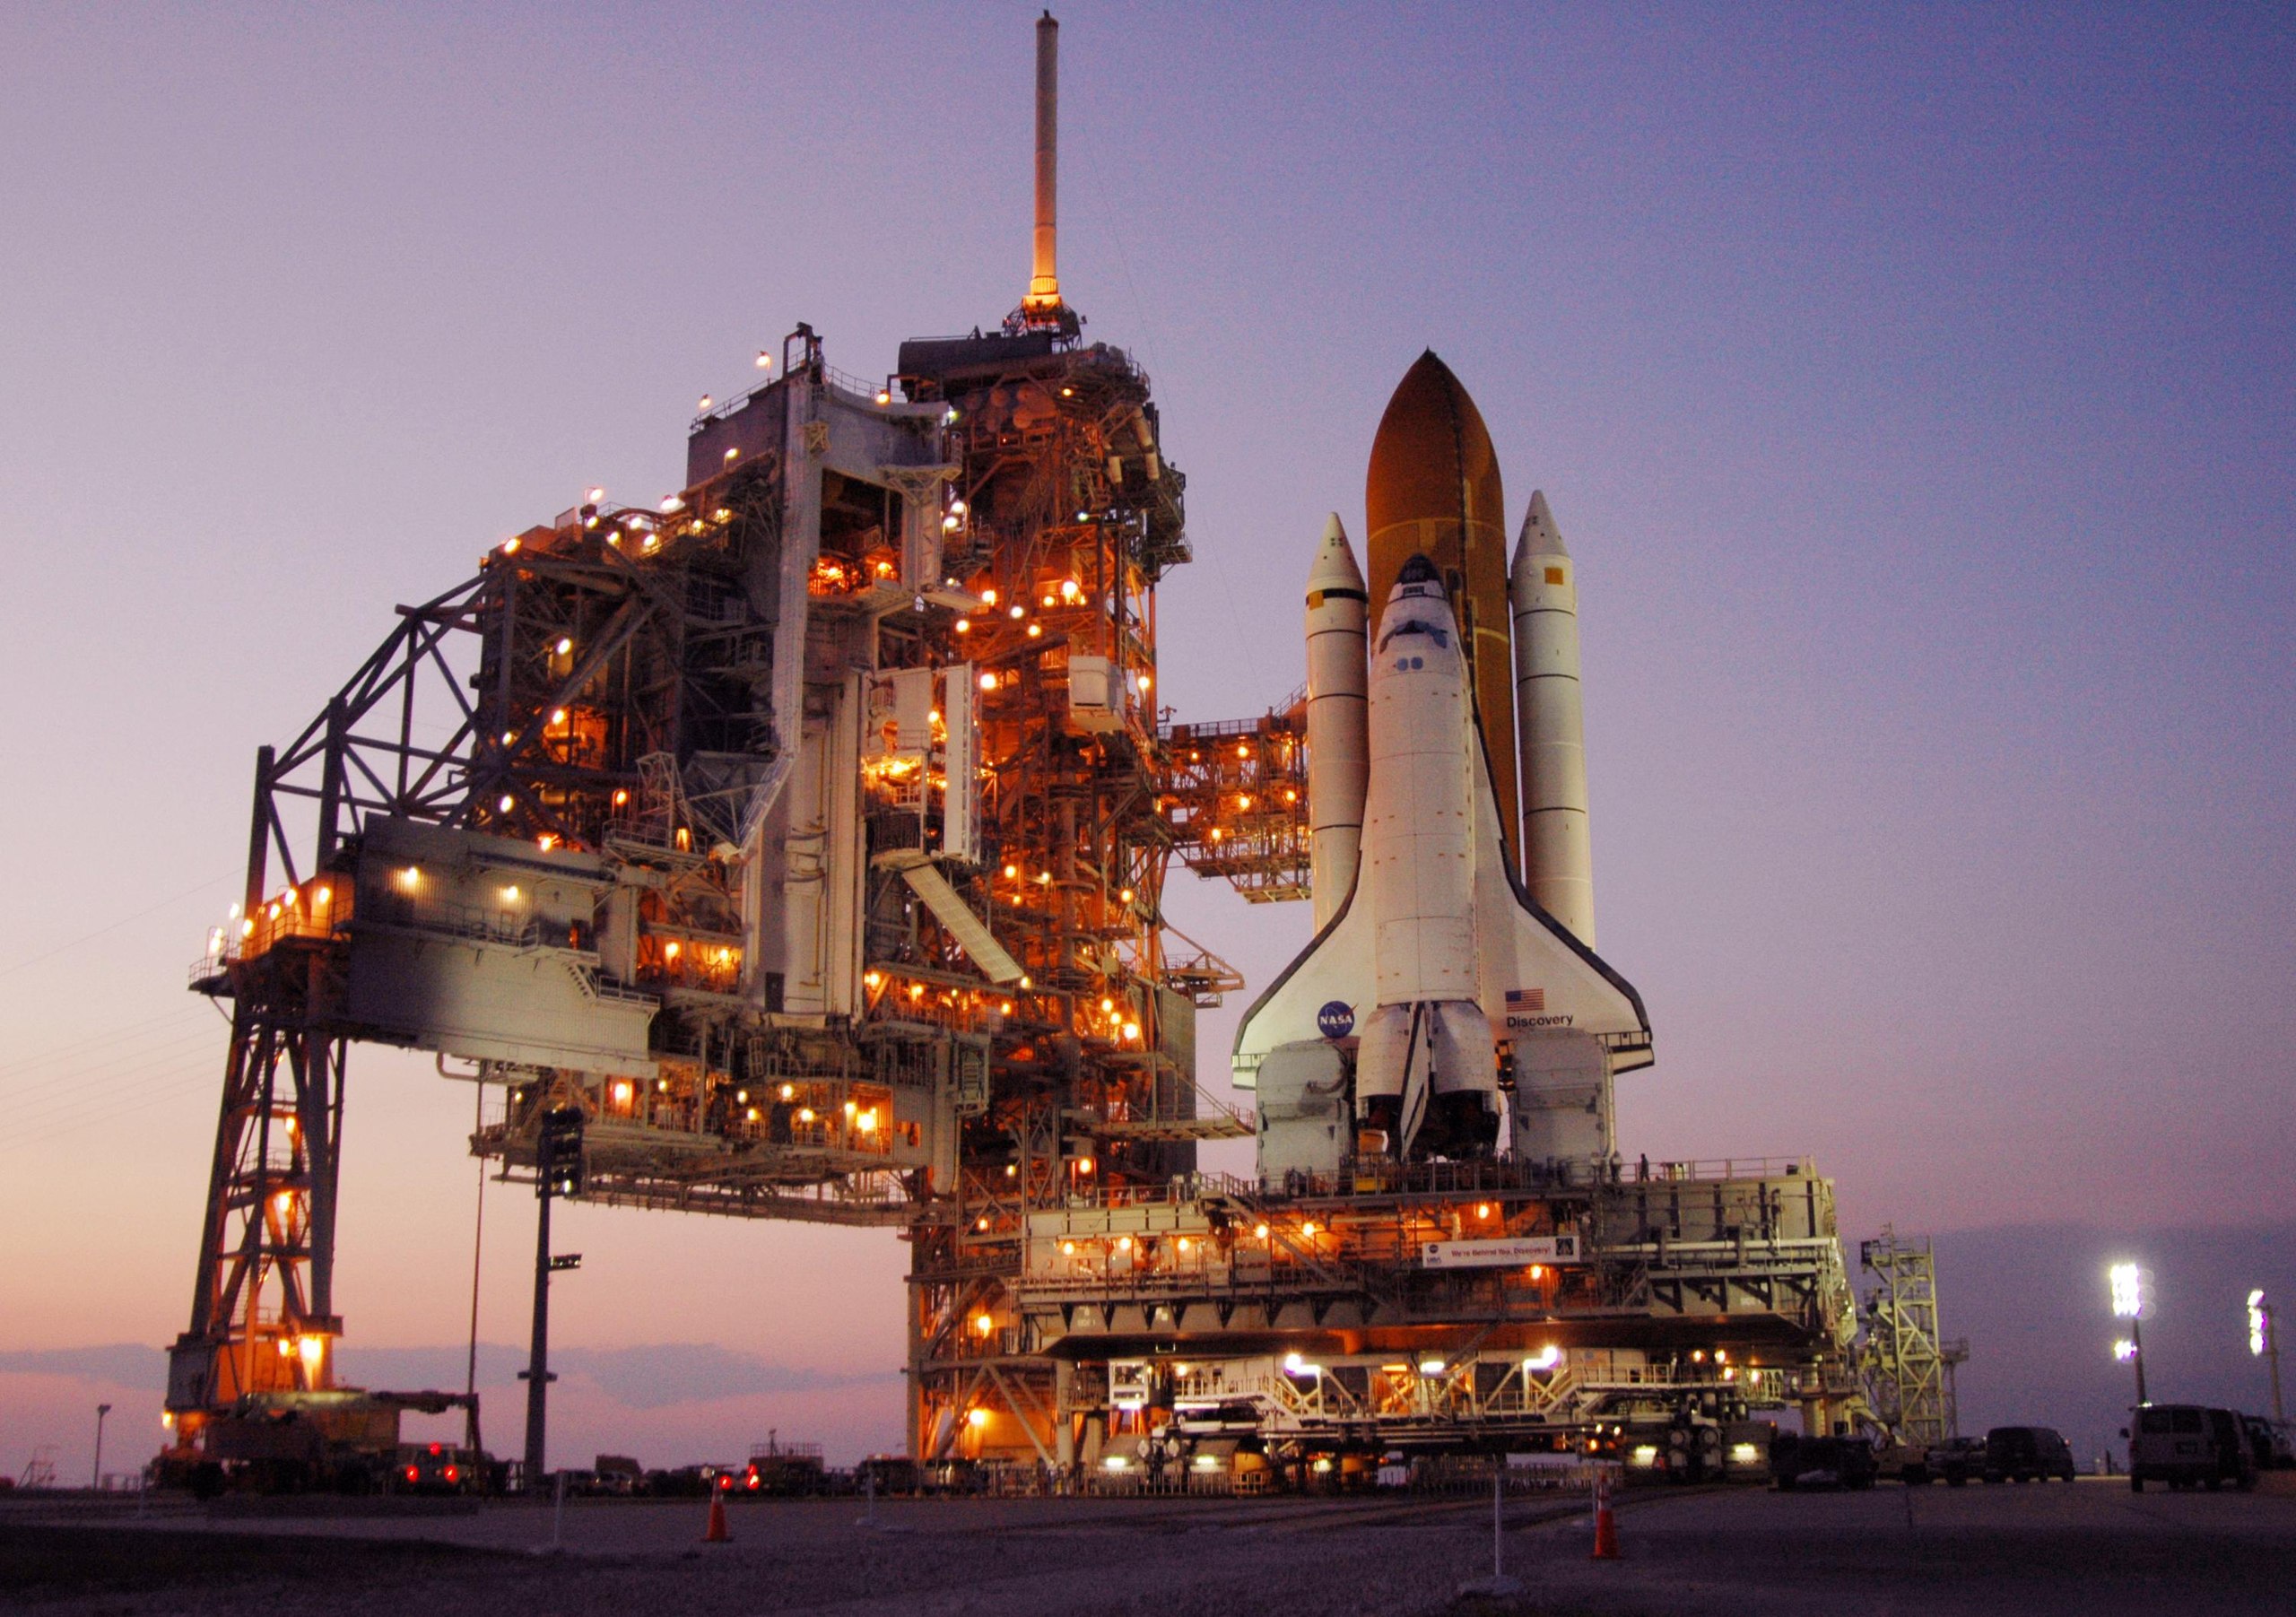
[10,1483,2296,1617]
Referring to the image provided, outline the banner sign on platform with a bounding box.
[1420,1233,1579,1270]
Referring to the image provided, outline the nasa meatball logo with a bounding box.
[1316,1001,1355,1039]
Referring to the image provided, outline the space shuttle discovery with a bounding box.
[1237,355,1650,1176]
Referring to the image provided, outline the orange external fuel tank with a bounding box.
[1363,351,1519,874]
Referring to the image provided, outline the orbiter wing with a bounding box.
[1232,731,1648,1086]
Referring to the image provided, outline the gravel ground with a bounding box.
[6,1479,2292,1616]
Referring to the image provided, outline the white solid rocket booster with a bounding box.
[1509,491,1596,947]
[1352,554,1498,1154]
[1304,516,1369,931]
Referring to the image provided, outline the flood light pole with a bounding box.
[2110,1263,2148,1406]
[2250,1290,2283,1424]
[91,1403,111,1491]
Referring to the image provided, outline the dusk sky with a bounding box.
[2,4,2289,1478]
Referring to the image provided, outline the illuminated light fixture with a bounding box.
[2110,1263,2145,1319]
[950,499,967,516]
[973,1314,995,1336]
[1121,1021,1141,1041]
[1076,1156,1094,1174]
[865,970,883,987]
[1254,1223,1270,1240]
[756,350,771,369]
[1715,1349,1728,1364]
[954,618,970,632]
[966,1407,989,1429]
[1136,674,1152,692]
[796,1107,815,1124]
[659,496,684,514]
[746,1107,761,1122]
[554,637,574,656]
[502,731,517,745]
[1003,1163,1016,1178]
[1176,1237,1191,1254]
[664,941,682,961]
[875,388,891,405]
[1207,828,1222,843]
[1102,1456,1128,1472]
[587,487,604,503]
[724,447,739,462]
[1417,1358,1445,1375]
[1283,1352,1305,1374]
[1037,871,1053,886]
[1476,1203,1493,1219]
[942,515,961,533]
[1100,997,1115,1013]
[1631,1444,1660,1467]
[698,395,712,410]
[612,1081,631,1103]
[551,709,569,726]
[2250,1289,2272,1357]
[1238,795,1253,810]
[977,1216,990,1231]
[843,1100,858,1117]
[736,1090,749,1104]
[1003,865,1019,878]
[1008,604,1025,619]
[979,587,997,605]
[1524,1344,1562,1373]
[1284,789,1298,803]
[657,1079,669,1092]
[1118,888,1135,903]
[2114,1338,2138,1363]
[536,834,555,852]
[498,795,515,813]
[999,1002,1013,1014]
[1115,1234,1131,1252]
[500,884,521,903]
[778,1083,796,1101]
[1040,595,1056,609]
[1300,1221,1318,1237]
[978,673,997,691]
[502,536,522,555]
[857,1104,881,1131]
[1060,1240,1076,1256]
[1017,975,1031,989]
[1059,579,1081,601]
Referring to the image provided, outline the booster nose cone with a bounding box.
[1306,513,1368,599]
[1513,489,1567,565]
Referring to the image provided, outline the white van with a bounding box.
[2127,1404,2255,1491]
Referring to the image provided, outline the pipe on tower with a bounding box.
[1026,11,1061,313]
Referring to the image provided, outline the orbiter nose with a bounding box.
[1396,552,1441,588]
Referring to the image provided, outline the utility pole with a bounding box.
[522,1106,584,1492]
[91,1403,111,1491]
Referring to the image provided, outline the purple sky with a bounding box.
[2,4,2289,1474]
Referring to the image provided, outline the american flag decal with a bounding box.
[1505,987,1546,1012]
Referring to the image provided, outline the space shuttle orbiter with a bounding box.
[1235,356,1649,1174]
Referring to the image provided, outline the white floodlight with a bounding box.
[2113,1338,2138,1363]
[2109,1262,2144,1319]
[2250,1290,2272,1358]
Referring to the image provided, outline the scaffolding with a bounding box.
[1856,1226,1966,1447]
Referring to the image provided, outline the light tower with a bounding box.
[2110,1262,2149,1406]
[2250,1289,2283,1423]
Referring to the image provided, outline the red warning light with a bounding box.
[444,1465,459,1483]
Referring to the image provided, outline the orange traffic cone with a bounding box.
[702,1487,733,1543]
[1590,1473,1622,1560]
